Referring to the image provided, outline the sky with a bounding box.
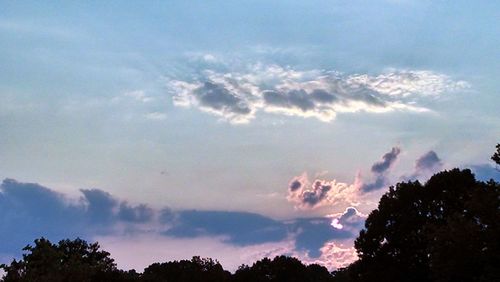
[0,0,499,272]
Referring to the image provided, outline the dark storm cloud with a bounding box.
[194,82,251,115]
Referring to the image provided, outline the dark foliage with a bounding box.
[0,237,137,282]
[142,256,231,282]
[333,169,500,282]
[233,256,332,282]
[492,143,500,166]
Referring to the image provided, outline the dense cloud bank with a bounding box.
[0,178,364,270]
[170,64,468,124]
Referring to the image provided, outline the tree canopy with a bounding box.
[0,237,137,282]
[492,143,500,166]
[232,256,332,282]
[333,169,500,282]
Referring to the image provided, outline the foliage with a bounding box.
[233,256,332,282]
[142,256,231,282]
[492,143,500,166]
[333,169,500,282]
[0,238,135,282]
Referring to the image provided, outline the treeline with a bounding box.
[1,145,499,282]
[0,239,334,282]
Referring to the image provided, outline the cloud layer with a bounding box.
[0,178,362,271]
[170,64,468,123]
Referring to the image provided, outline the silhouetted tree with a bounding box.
[492,143,500,166]
[232,255,333,282]
[0,238,136,282]
[334,169,500,282]
[142,256,230,282]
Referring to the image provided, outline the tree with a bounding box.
[0,238,134,282]
[232,255,333,282]
[492,143,500,166]
[334,169,500,282]
[142,256,231,282]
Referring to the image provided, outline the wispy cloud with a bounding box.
[169,64,468,124]
[144,112,167,121]
[123,90,154,103]
[403,150,444,181]
[360,147,401,192]
[0,20,82,41]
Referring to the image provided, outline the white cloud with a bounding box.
[145,112,167,121]
[308,241,358,270]
[169,64,468,124]
[124,90,153,103]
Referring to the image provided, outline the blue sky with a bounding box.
[0,0,499,271]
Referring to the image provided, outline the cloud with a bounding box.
[470,164,500,182]
[169,64,468,124]
[286,173,358,210]
[286,147,404,209]
[0,178,362,271]
[361,147,401,192]
[171,80,256,124]
[329,207,367,234]
[371,147,401,174]
[0,179,155,253]
[309,242,358,270]
[415,150,442,171]
[144,112,167,121]
[80,189,118,225]
[0,179,85,252]
[97,234,296,273]
[165,210,288,246]
[403,150,444,181]
[124,90,153,103]
[291,218,354,258]
[118,203,155,223]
